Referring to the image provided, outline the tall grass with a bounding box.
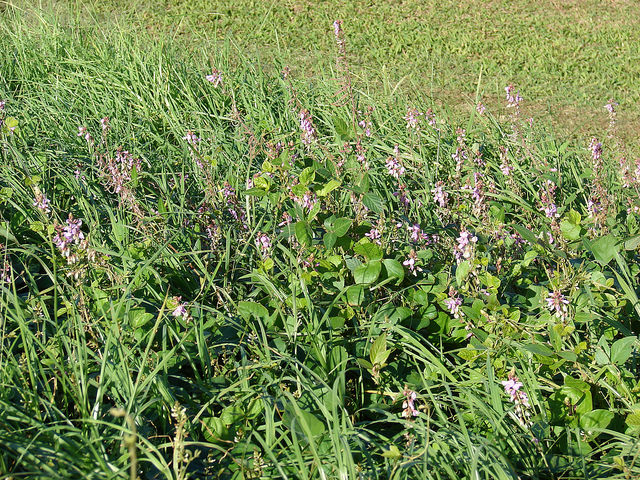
[1,4,639,480]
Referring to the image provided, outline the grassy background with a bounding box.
[31,0,640,145]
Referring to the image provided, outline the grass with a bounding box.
[39,0,640,146]
[0,2,639,479]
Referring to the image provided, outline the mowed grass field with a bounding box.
[51,0,640,144]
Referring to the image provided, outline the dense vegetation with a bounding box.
[1,5,639,479]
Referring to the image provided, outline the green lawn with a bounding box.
[48,0,640,145]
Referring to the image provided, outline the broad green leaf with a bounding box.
[299,167,315,185]
[346,285,365,305]
[332,217,352,236]
[584,235,620,265]
[295,221,312,247]
[455,260,472,286]
[579,409,614,432]
[316,179,341,197]
[354,260,382,284]
[521,343,554,357]
[362,192,384,213]
[354,240,383,261]
[238,301,268,320]
[323,232,337,250]
[382,445,402,460]
[610,336,636,365]
[370,333,390,365]
[383,259,404,284]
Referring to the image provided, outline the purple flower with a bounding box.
[299,109,316,146]
[401,387,419,418]
[589,137,602,162]
[431,181,448,208]
[403,249,422,276]
[183,131,200,147]
[100,117,110,132]
[77,126,92,144]
[205,68,223,88]
[385,146,406,178]
[604,99,618,114]
[455,229,477,261]
[445,289,463,319]
[505,84,523,108]
[365,227,382,244]
[255,232,272,253]
[546,290,569,320]
[476,102,486,115]
[501,373,532,426]
[33,192,51,214]
[404,107,422,130]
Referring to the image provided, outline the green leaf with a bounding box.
[316,179,341,197]
[455,260,472,286]
[354,240,383,261]
[560,210,582,241]
[354,260,382,284]
[382,445,402,460]
[299,167,315,186]
[238,301,268,320]
[624,235,640,251]
[346,285,365,306]
[201,416,231,443]
[610,336,636,365]
[521,343,554,357]
[513,225,538,245]
[295,221,312,247]
[362,192,384,213]
[129,308,154,329]
[332,217,352,236]
[584,235,620,265]
[333,116,351,140]
[370,333,390,365]
[579,409,614,432]
[323,232,337,250]
[383,259,404,284]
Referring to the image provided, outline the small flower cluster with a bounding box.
[0,260,11,284]
[505,84,523,109]
[33,190,51,214]
[502,372,531,426]
[499,146,513,176]
[445,288,463,319]
[255,232,272,255]
[52,214,92,266]
[546,289,569,321]
[403,249,422,276]
[404,107,422,130]
[431,181,448,208]
[77,126,93,145]
[365,227,382,245]
[221,182,247,227]
[401,387,419,418]
[205,68,223,88]
[385,145,406,179]
[171,296,192,322]
[299,109,316,146]
[540,179,559,219]
[454,229,477,262]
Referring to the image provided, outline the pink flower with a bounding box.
[445,289,463,319]
[205,68,223,87]
[403,250,422,276]
[401,387,419,418]
[546,290,569,320]
[77,126,92,144]
[432,181,448,208]
[255,232,272,253]
[404,107,422,130]
[299,109,316,146]
[365,228,382,245]
[476,102,486,115]
[33,192,51,214]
